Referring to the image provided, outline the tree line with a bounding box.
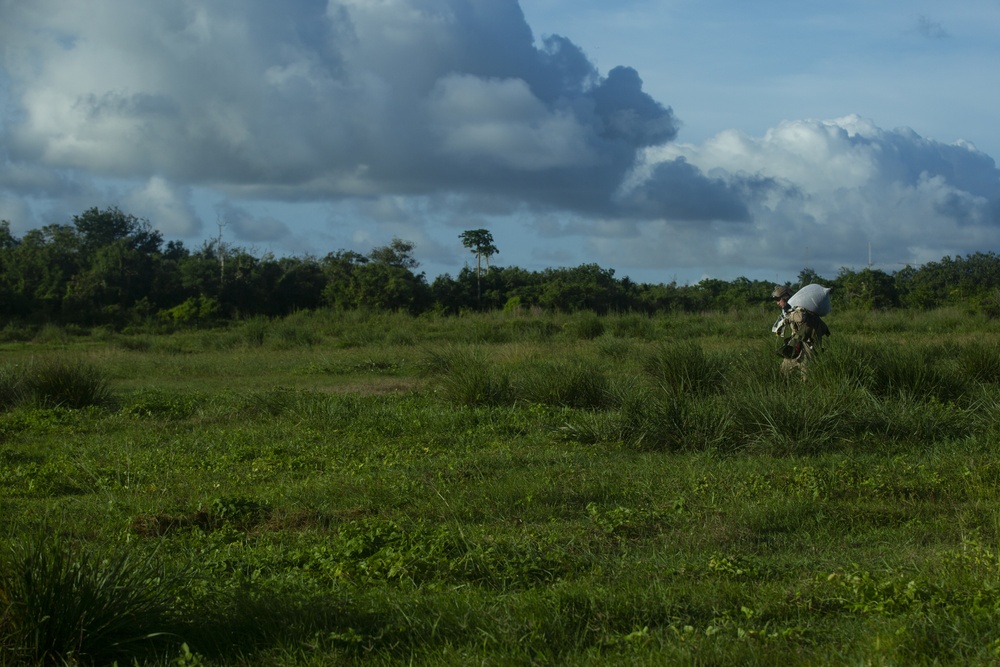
[1,207,998,329]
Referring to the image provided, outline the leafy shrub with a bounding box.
[158,295,220,327]
[0,537,182,666]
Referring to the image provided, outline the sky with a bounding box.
[1,0,998,286]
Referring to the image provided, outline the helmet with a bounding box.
[771,285,792,301]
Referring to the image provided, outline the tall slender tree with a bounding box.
[460,229,498,306]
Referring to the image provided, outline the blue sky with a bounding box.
[1,1,998,286]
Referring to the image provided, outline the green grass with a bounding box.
[2,307,1000,665]
[0,536,184,665]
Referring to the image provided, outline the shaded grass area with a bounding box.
[2,308,1000,664]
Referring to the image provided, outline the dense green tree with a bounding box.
[368,237,419,269]
[4,224,81,320]
[538,264,624,314]
[321,250,368,309]
[350,262,430,312]
[177,242,225,304]
[272,257,325,314]
[834,267,898,310]
[797,267,822,288]
[0,220,17,250]
[632,281,687,313]
[321,242,428,312]
[73,207,162,256]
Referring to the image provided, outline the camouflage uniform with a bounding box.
[771,285,830,380]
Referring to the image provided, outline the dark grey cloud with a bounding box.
[617,157,751,222]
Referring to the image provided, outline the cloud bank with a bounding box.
[615,115,1000,277]
[0,0,997,280]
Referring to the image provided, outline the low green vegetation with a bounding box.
[2,307,1000,665]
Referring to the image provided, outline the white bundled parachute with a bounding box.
[788,284,832,316]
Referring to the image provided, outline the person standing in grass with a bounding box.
[771,284,830,379]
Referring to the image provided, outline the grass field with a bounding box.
[3,306,1000,665]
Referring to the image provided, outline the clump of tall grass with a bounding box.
[114,334,155,351]
[509,318,561,342]
[238,316,269,348]
[270,317,324,349]
[564,313,605,340]
[814,340,967,403]
[0,358,113,410]
[425,348,514,407]
[513,359,614,410]
[955,340,1000,384]
[0,322,35,342]
[608,313,656,339]
[0,536,182,666]
[427,349,616,410]
[459,319,515,344]
[736,382,856,455]
[643,342,727,396]
[562,382,736,451]
[32,323,71,345]
[385,327,418,346]
[596,334,637,361]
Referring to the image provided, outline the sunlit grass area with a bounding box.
[2,307,1000,665]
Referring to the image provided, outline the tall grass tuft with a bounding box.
[564,313,605,340]
[29,358,113,409]
[608,313,657,339]
[0,363,27,409]
[564,382,735,451]
[814,339,966,403]
[956,340,1000,384]
[427,348,514,407]
[0,537,182,666]
[735,379,857,455]
[271,318,324,349]
[513,359,614,409]
[643,342,727,396]
[0,358,113,410]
